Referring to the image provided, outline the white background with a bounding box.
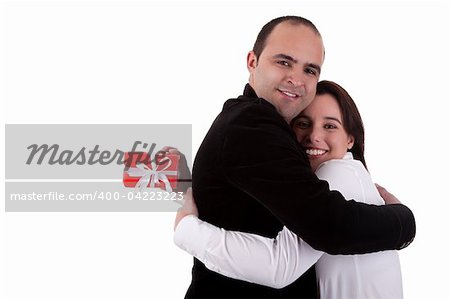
[1,0,449,298]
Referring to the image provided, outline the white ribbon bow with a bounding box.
[126,157,177,192]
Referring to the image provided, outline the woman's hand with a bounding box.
[161,146,192,193]
[174,187,198,230]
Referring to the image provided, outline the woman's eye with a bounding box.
[295,121,310,129]
[324,124,337,129]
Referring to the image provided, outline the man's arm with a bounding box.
[221,105,415,254]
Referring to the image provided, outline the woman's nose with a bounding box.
[308,128,322,143]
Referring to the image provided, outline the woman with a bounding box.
[174,80,403,298]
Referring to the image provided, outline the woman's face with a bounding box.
[292,93,354,171]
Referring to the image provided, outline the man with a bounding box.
[183,16,415,298]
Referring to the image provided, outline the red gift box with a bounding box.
[123,151,180,192]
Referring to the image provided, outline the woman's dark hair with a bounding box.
[252,16,321,60]
[292,80,368,169]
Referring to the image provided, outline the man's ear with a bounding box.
[247,51,258,72]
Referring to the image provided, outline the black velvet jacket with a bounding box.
[185,84,415,298]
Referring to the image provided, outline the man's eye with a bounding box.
[305,67,318,76]
[277,60,290,67]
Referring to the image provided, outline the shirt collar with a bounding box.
[242,84,276,110]
[243,83,258,98]
[343,152,354,160]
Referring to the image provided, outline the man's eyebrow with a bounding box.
[273,54,321,74]
[273,53,297,63]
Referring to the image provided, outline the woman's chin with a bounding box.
[309,158,325,172]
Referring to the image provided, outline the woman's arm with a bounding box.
[174,214,322,288]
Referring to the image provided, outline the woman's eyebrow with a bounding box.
[324,116,342,124]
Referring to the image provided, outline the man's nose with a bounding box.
[287,70,306,87]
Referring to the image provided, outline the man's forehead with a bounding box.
[263,26,324,64]
[269,22,320,39]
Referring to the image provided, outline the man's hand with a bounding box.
[376,183,402,205]
[174,187,198,230]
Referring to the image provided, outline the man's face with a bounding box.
[247,22,325,123]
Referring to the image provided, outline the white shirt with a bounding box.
[174,153,403,298]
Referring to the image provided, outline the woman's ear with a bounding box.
[347,135,355,150]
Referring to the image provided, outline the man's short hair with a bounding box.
[252,16,321,59]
